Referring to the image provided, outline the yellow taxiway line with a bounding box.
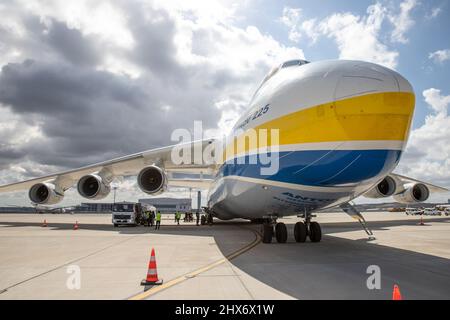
[128,227,262,300]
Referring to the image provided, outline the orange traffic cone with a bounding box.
[140,248,163,286]
[73,221,79,230]
[419,216,425,226]
[392,284,402,300]
[42,219,48,227]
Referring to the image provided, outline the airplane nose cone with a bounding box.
[334,61,414,99]
[391,68,414,94]
[333,62,415,146]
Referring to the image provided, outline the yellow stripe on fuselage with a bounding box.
[224,91,415,161]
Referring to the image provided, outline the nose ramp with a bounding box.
[331,63,415,143]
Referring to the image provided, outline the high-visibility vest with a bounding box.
[156,212,161,222]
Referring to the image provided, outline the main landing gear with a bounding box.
[295,212,322,243]
[201,212,214,226]
[261,213,322,244]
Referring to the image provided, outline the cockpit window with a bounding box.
[261,60,310,86]
[281,59,310,69]
[252,59,310,101]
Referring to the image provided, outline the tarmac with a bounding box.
[0,212,449,300]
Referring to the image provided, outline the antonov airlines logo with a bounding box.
[170,121,280,175]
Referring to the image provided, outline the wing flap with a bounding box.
[168,179,214,189]
[391,173,449,192]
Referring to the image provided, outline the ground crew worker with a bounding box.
[145,210,151,227]
[175,211,181,225]
[155,211,161,230]
[150,211,155,227]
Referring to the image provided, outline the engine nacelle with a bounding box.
[77,174,111,200]
[364,176,397,198]
[393,183,430,204]
[137,166,167,195]
[29,182,64,205]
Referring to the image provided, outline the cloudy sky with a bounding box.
[0,0,449,206]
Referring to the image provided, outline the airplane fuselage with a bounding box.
[207,60,415,220]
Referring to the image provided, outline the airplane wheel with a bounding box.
[207,214,213,224]
[113,224,118,228]
[200,215,206,225]
[309,222,322,243]
[275,223,288,243]
[294,222,307,243]
[262,224,273,243]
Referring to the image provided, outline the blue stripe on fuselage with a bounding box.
[219,150,402,187]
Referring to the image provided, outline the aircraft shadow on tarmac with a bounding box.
[1,217,450,300]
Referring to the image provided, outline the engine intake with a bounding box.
[364,176,397,198]
[77,174,111,200]
[393,183,430,204]
[29,183,64,205]
[137,166,167,194]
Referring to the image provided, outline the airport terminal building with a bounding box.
[74,202,135,213]
[139,198,192,213]
[66,199,192,213]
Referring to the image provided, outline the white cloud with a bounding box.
[279,3,399,68]
[279,6,302,42]
[314,3,398,69]
[429,49,450,64]
[278,1,422,69]
[426,6,442,20]
[389,0,417,44]
[397,88,450,200]
[423,88,450,116]
[0,0,305,206]
[20,0,135,49]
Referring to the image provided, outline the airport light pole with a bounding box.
[113,187,118,205]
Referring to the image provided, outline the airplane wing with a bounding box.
[0,139,217,193]
[391,173,449,192]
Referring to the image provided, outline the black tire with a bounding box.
[275,223,288,243]
[294,222,307,243]
[113,224,118,228]
[200,215,206,225]
[309,221,322,242]
[207,214,213,225]
[262,224,273,243]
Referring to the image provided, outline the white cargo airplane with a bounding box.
[0,60,447,243]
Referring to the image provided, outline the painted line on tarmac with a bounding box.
[128,227,262,300]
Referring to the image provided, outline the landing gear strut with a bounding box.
[296,211,322,243]
[206,213,213,225]
[340,203,375,240]
[200,213,213,225]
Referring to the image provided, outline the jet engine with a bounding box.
[393,183,430,204]
[29,182,64,205]
[137,166,167,195]
[364,176,397,198]
[77,174,111,200]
